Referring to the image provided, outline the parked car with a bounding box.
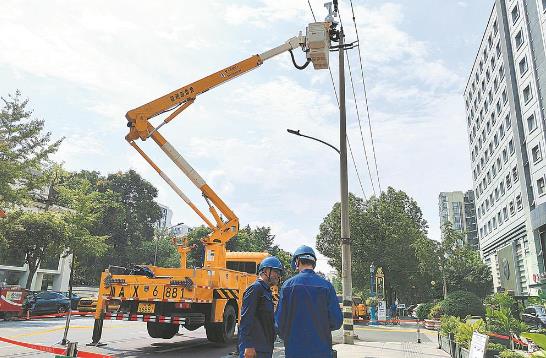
[77,297,120,315]
[60,292,81,310]
[24,291,71,314]
[406,304,418,317]
[522,305,546,328]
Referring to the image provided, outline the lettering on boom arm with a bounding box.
[170,86,195,102]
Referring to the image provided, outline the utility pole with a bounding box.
[338,24,354,345]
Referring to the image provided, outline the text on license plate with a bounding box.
[137,303,155,314]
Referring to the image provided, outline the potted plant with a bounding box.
[440,315,461,356]
[486,342,506,358]
[455,319,486,358]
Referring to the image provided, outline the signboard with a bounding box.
[497,244,517,293]
[377,300,387,322]
[398,303,405,309]
[469,331,489,358]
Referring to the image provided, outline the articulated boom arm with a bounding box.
[125,23,331,268]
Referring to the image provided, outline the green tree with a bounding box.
[52,169,161,285]
[1,211,67,288]
[0,91,63,208]
[415,222,493,299]
[316,187,433,302]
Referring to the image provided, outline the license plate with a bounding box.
[137,303,155,314]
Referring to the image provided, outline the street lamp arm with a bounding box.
[286,128,340,154]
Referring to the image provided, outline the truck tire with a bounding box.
[205,304,236,344]
[147,322,179,339]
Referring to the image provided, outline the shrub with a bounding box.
[486,305,529,336]
[455,319,486,349]
[441,291,484,318]
[429,303,443,319]
[499,351,527,358]
[440,316,461,337]
[487,342,507,352]
[416,302,434,320]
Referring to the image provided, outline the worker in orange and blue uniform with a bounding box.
[238,256,284,358]
[275,245,343,358]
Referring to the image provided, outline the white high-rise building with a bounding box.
[464,0,546,295]
[438,191,478,249]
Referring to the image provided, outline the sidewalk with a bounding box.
[333,341,450,358]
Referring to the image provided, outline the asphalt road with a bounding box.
[351,320,438,344]
[0,316,439,357]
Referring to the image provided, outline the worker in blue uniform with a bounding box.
[239,256,284,358]
[275,245,343,358]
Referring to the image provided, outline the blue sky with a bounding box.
[0,1,493,271]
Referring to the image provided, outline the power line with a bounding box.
[337,8,376,196]
[347,137,367,200]
[348,0,382,193]
[344,43,376,196]
[306,0,366,200]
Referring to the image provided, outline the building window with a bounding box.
[512,5,520,24]
[503,206,508,220]
[519,56,528,76]
[527,113,537,132]
[538,177,546,196]
[516,194,523,210]
[499,63,505,79]
[513,167,519,182]
[509,139,515,155]
[502,89,507,104]
[523,84,533,103]
[543,0,546,11]
[509,200,515,215]
[500,180,505,195]
[486,69,491,82]
[496,42,501,58]
[494,20,499,35]
[497,212,502,226]
[492,163,497,177]
[503,148,508,163]
[495,188,499,200]
[532,144,542,162]
[506,173,512,188]
[515,29,524,49]
[505,114,511,128]
[496,100,501,114]
[497,156,502,170]
[500,123,505,138]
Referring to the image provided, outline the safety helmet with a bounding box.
[291,245,317,270]
[258,256,284,275]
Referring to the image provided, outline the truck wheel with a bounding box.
[147,322,179,339]
[205,304,236,344]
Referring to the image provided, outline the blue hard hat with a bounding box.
[291,245,317,270]
[258,256,284,274]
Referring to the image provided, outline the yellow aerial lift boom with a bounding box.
[90,20,333,346]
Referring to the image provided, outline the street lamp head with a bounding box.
[286,128,301,136]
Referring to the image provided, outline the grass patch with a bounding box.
[522,332,546,350]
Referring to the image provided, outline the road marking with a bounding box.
[6,324,124,339]
[7,325,89,338]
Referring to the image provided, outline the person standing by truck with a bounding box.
[238,256,284,358]
[275,245,343,358]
